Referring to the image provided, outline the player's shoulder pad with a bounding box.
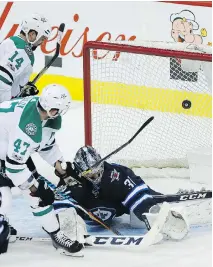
[18,97,42,143]
[10,36,35,66]
[44,115,62,130]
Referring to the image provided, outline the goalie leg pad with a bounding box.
[141,202,171,247]
[57,207,90,245]
[142,202,189,247]
[31,205,60,233]
[162,205,189,240]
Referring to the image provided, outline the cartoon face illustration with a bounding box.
[170,10,206,44]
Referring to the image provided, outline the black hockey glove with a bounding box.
[0,215,10,254]
[31,180,55,207]
[26,157,40,180]
[55,161,80,181]
[19,82,39,97]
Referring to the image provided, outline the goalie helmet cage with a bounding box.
[83,41,212,170]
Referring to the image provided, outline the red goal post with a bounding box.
[83,41,212,169]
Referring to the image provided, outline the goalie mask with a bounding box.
[74,146,104,185]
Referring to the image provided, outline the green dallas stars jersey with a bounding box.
[0,96,63,187]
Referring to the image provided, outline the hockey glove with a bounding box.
[19,82,39,97]
[26,157,40,180]
[31,180,55,207]
[55,161,80,181]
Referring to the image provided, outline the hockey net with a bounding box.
[83,41,212,177]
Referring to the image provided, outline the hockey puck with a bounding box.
[182,100,191,109]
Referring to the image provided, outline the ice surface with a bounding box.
[0,101,211,267]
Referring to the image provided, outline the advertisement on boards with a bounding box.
[0,1,211,99]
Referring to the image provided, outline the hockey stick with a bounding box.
[153,190,212,203]
[81,116,154,177]
[31,23,65,84]
[15,203,172,248]
[40,176,121,236]
[17,23,65,97]
[15,235,145,247]
[15,223,211,247]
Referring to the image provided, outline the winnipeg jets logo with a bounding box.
[110,169,120,183]
[91,208,115,221]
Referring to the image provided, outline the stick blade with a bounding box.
[128,116,154,143]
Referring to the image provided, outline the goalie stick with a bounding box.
[15,235,146,247]
[81,116,154,177]
[153,190,212,203]
[15,222,210,247]
[17,23,65,97]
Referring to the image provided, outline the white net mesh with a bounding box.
[85,41,212,168]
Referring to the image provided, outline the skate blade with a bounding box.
[58,248,84,257]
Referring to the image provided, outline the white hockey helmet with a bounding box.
[39,84,71,118]
[20,13,51,45]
